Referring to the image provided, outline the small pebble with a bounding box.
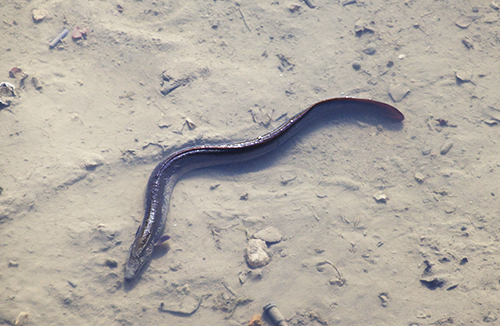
[352,61,361,70]
[440,142,453,155]
[288,4,301,12]
[415,172,425,183]
[455,15,473,28]
[31,76,43,90]
[32,9,46,22]
[354,19,374,36]
[363,46,376,55]
[455,70,472,83]
[105,258,118,268]
[254,227,282,243]
[14,312,29,326]
[249,314,262,326]
[245,239,270,268]
[72,27,88,40]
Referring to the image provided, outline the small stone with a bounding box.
[32,9,46,22]
[352,61,361,70]
[491,2,500,10]
[254,226,282,243]
[80,152,105,171]
[455,70,472,82]
[211,19,220,29]
[455,15,473,28]
[440,142,453,155]
[169,262,182,271]
[31,76,43,90]
[415,172,425,183]
[288,4,301,12]
[72,27,88,40]
[239,271,248,284]
[420,277,445,290]
[105,258,118,268]
[249,314,262,326]
[14,312,29,326]
[484,312,498,323]
[363,46,376,55]
[462,37,474,49]
[354,19,374,36]
[245,239,270,268]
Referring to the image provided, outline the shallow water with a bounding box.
[1,0,500,325]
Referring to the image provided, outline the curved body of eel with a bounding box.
[124,97,404,281]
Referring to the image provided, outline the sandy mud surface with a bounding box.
[1,0,500,325]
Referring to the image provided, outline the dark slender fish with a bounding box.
[124,97,404,281]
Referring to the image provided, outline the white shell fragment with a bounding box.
[373,192,388,203]
[15,312,29,326]
[455,71,472,82]
[185,118,196,130]
[245,239,270,268]
[253,226,282,243]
